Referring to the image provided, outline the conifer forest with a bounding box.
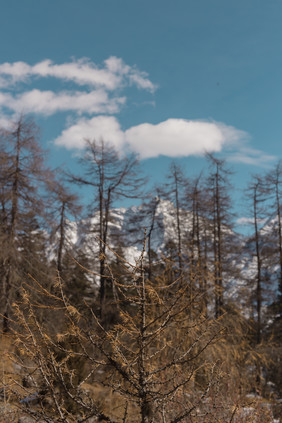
[0,116,281,422]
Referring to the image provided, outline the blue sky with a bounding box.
[0,0,282,229]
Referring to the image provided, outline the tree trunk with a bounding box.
[57,201,65,274]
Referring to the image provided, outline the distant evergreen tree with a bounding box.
[59,249,93,309]
[17,214,51,285]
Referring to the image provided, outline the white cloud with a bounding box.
[32,59,121,90]
[0,89,125,116]
[0,114,13,130]
[0,57,157,92]
[0,61,31,85]
[227,146,276,168]
[0,57,156,118]
[54,117,247,160]
[1,58,271,167]
[128,71,157,92]
[54,116,125,149]
[124,119,246,159]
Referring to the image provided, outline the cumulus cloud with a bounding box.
[0,57,157,92]
[0,57,156,118]
[53,116,247,160]
[124,119,246,159]
[54,116,125,149]
[0,89,125,116]
[1,57,271,167]
[0,61,31,85]
[0,114,13,130]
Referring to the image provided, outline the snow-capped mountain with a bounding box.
[58,199,280,307]
[65,199,194,261]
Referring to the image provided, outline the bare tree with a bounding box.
[246,175,270,346]
[266,160,282,309]
[146,194,161,281]
[47,178,82,275]
[69,139,144,317]
[186,174,209,313]
[0,115,49,331]
[165,162,187,273]
[7,238,264,423]
[205,154,234,318]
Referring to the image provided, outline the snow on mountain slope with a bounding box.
[65,199,192,259]
[59,199,279,305]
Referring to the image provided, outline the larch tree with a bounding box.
[46,178,94,307]
[246,175,267,345]
[0,116,50,331]
[47,178,82,275]
[266,160,282,311]
[9,238,269,423]
[69,139,144,317]
[165,162,187,274]
[146,194,161,281]
[261,162,282,397]
[205,154,234,318]
[128,188,164,282]
[186,174,209,313]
